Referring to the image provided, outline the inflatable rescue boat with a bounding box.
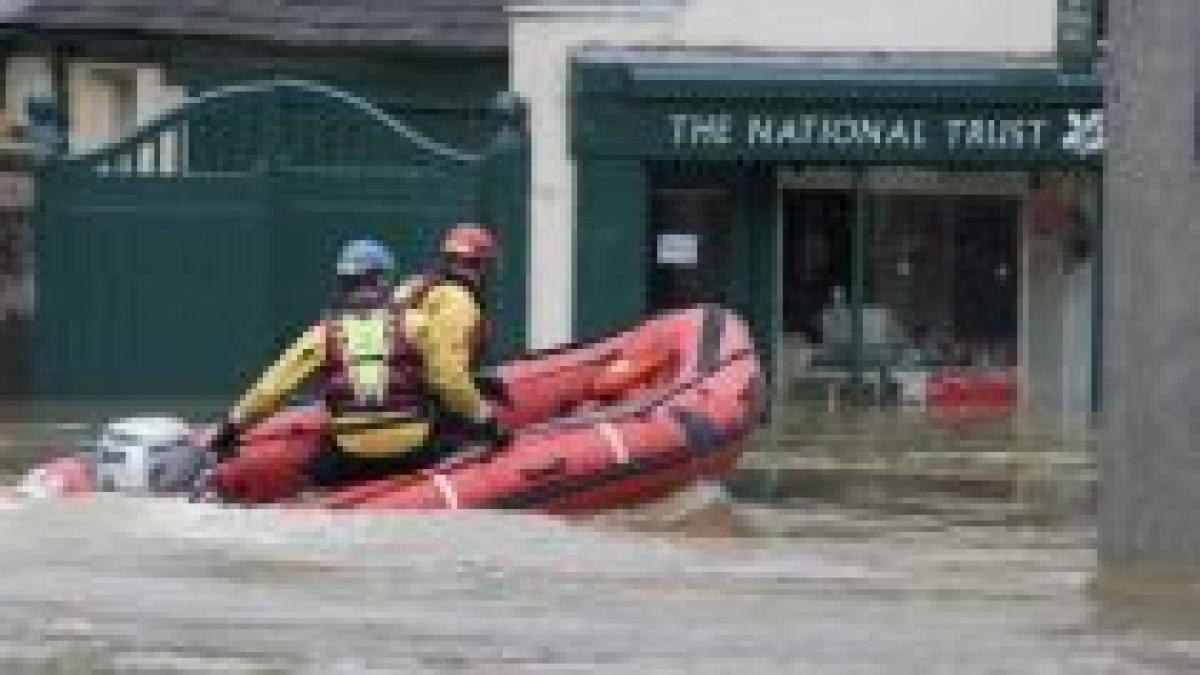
[14,306,763,513]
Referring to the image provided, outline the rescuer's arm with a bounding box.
[227,325,327,427]
[415,285,490,422]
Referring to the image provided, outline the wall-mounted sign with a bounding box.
[656,233,699,266]
[663,109,1105,160]
[1058,0,1097,62]
[573,60,1102,165]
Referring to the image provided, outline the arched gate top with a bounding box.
[56,77,487,175]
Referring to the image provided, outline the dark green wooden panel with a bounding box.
[35,79,529,397]
[269,163,478,349]
[736,166,780,381]
[1058,0,1099,66]
[36,175,273,396]
[476,123,531,362]
[574,159,646,339]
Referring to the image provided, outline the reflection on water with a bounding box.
[0,494,1196,674]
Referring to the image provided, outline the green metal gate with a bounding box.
[35,78,528,397]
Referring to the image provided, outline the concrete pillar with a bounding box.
[1100,0,1200,567]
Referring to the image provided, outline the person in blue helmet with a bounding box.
[208,238,505,490]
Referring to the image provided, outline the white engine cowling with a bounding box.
[93,416,202,495]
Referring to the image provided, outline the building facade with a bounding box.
[512,0,1103,425]
[3,0,1105,413]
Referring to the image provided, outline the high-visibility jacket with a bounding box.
[321,303,426,420]
[229,287,490,457]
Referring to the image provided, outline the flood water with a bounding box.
[1,408,1199,673]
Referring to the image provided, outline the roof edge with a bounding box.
[508,1,681,20]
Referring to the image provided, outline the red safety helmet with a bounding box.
[441,224,498,262]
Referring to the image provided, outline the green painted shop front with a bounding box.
[572,55,1102,412]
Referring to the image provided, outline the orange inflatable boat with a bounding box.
[213,305,763,513]
[11,306,762,514]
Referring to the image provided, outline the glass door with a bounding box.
[778,188,854,402]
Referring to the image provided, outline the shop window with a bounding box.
[867,195,1019,371]
[781,190,851,342]
[780,182,1026,411]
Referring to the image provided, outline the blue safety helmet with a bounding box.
[335,239,395,279]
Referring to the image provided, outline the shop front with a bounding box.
[572,51,1102,422]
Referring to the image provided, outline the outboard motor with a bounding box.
[93,416,209,496]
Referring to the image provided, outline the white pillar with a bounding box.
[509,4,676,349]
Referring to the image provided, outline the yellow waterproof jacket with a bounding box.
[394,276,489,408]
[229,286,489,456]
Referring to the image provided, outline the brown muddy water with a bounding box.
[0,406,1198,673]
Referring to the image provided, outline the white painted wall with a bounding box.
[511,5,676,349]
[68,62,185,155]
[511,0,1060,349]
[6,55,182,152]
[134,67,186,127]
[680,0,1055,53]
[4,54,54,129]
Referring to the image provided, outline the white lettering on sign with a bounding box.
[664,111,1101,158]
[946,118,1051,150]
[669,113,733,146]
[747,116,774,145]
[744,116,928,149]
[1062,109,1105,156]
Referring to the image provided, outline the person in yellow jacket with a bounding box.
[208,237,503,488]
[396,223,499,371]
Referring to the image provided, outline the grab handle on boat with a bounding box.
[520,456,569,481]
